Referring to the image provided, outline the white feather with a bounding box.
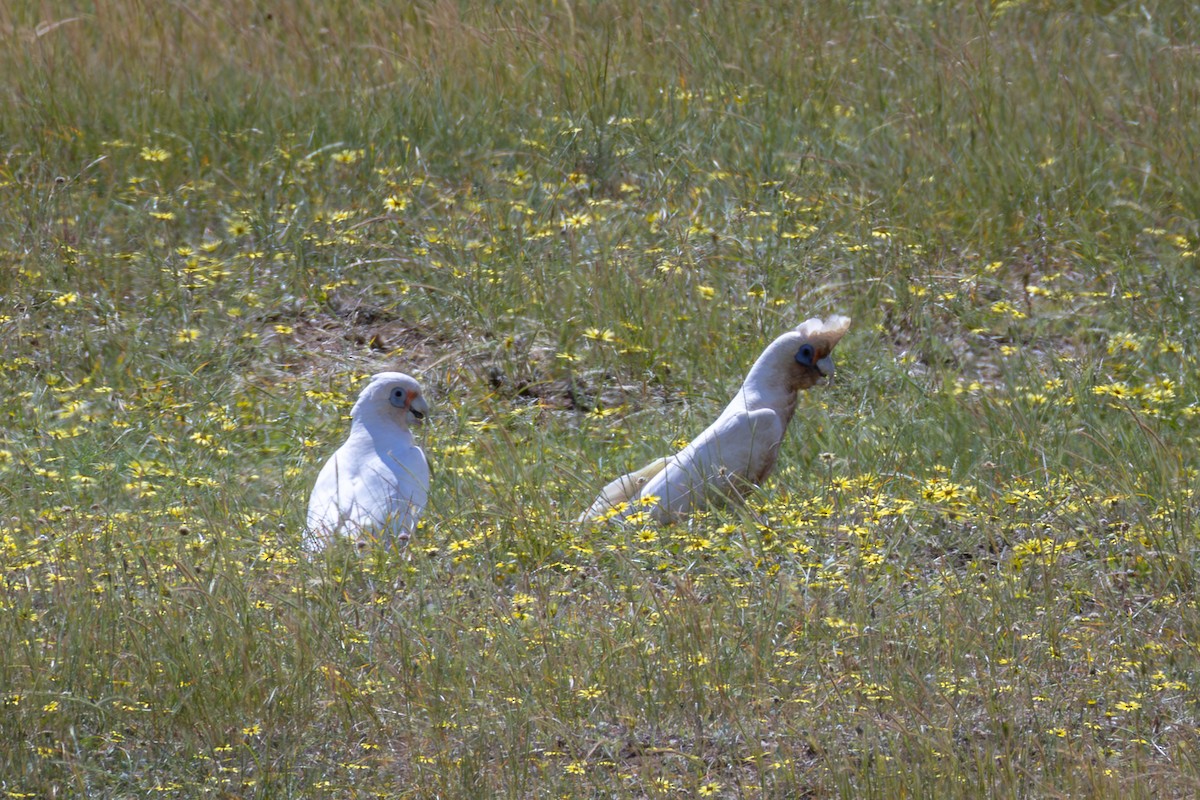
[583,315,850,523]
[304,372,430,551]
[577,456,670,522]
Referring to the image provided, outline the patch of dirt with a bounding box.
[881,302,1087,390]
[481,338,674,415]
[252,298,675,420]
[260,298,460,377]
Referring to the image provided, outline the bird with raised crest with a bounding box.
[580,315,850,524]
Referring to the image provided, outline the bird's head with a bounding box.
[353,372,429,427]
[761,315,851,392]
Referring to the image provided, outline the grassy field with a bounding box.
[2,0,1199,796]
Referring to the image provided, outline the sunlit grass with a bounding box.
[2,1,1199,797]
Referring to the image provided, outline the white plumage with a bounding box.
[581,315,850,524]
[304,372,431,552]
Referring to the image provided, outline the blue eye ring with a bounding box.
[390,388,407,408]
[795,343,816,367]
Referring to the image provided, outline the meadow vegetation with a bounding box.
[1,0,1199,796]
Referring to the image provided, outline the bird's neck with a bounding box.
[735,364,799,423]
[729,371,796,419]
[352,412,413,446]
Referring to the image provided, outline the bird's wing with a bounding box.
[739,407,789,484]
[304,448,357,550]
[634,408,783,522]
[304,439,430,550]
[578,456,670,521]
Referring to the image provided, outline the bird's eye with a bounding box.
[795,343,816,367]
[390,388,407,408]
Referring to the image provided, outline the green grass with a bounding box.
[2,0,1199,796]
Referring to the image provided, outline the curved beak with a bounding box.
[409,395,429,424]
[816,355,835,378]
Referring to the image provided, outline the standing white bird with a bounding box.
[304,372,431,552]
[581,315,851,524]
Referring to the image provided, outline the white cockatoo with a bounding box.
[581,315,851,524]
[304,372,431,551]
